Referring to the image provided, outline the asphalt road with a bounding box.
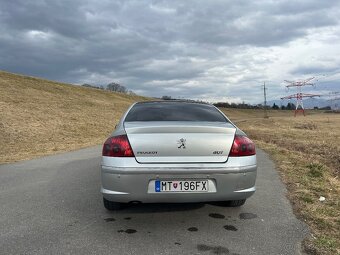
[0,147,308,255]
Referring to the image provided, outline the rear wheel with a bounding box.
[228,199,246,207]
[103,197,124,211]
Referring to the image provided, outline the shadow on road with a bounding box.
[107,202,206,214]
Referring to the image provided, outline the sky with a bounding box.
[1,0,340,103]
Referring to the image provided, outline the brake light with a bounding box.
[102,135,134,157]
[229,135,256,157]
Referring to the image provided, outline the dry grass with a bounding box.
[220,108,340,255]
[0,71,149,163]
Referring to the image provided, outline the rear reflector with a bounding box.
[229,135,256,157]
[102,135,134,157]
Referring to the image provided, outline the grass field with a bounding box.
[1,71,339,254]
[221,108,340,255]
[0,71,149,163]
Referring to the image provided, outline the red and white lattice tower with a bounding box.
[281,77,320,116]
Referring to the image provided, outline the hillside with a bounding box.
[0,71,149,163]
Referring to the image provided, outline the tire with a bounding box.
[228,199,246,207]
[103,197,123,211]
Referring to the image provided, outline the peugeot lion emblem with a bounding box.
[177,138,186,149]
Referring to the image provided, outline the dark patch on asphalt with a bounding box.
[125,229,137,234]
[147,231,151,234]
[187,227,198,232]
[239,213,257,220]
[209,213,225,219]
[223,225,238,231]
[124,217,132,220]
[175,242,181,245]
[67,222,76,227]
[197,244,211,252]
[117,229,137,234]
[68,220,79,227]
[197,244,229,254]
[104,218,115,222]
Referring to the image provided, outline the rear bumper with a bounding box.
[101,165,257,203]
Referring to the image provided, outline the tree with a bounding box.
[286,102,296,110]
[213,102,261,109]
[161,96,172,100]
[106,82,127,93]
[272,103,279,110]
[82,83,102,90]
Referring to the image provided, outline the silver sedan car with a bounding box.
[101,101,257,210]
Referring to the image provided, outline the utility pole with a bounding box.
[263,82,268,118]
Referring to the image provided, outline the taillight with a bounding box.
[102,135,134,157]
[229,135,256,157]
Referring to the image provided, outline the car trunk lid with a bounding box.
[124,121,236,163]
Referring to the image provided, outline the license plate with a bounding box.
[155,180,209,192]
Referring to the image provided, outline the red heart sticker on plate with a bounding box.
[173,183,178,189]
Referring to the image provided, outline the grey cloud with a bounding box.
[1,0,340,102]
[291,66,340,76]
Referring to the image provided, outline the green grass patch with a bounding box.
[307,163,324,178]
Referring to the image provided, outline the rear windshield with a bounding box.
[125,102,228,122]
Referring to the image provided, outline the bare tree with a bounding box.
[106,82,127,93]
